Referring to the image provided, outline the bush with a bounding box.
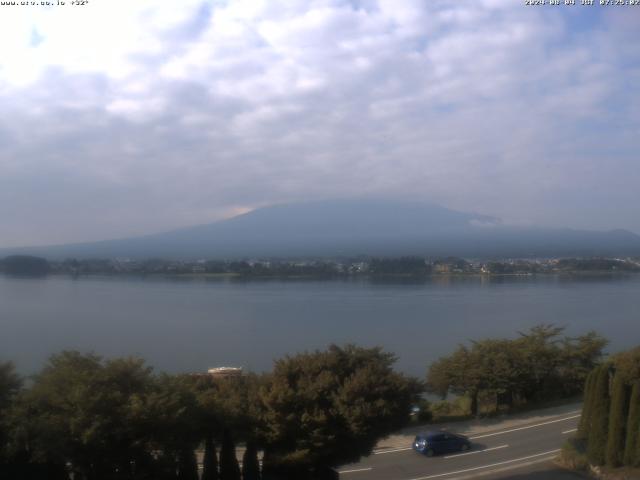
[413,399,432,423]
[429,397,470,420]
[560,438,589,471]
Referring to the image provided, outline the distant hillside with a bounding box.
[2,199,640,259]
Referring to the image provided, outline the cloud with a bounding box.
[0,0,638,247]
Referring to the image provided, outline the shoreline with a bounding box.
[3,271,640,281]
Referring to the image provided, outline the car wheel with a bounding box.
[460,444,470,452]
[425,449,435,457]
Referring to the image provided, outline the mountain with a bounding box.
[2,199,640,259]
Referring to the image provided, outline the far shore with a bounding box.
[3,270,639,281]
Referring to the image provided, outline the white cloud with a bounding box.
[0,0,638,246]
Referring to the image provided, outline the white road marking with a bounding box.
[444,455,558,480]
[469,414,580,440]
[338,467,373,474]
[562,428,578,434]
[407,449,561,480]
[443,444,509,459]
[373,447,413,455]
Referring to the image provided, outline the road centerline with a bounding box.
[443,444,508,459]
[373,446,413,455]
[469,414,580,440]
[406,449,562,480]
[338,467,373,474]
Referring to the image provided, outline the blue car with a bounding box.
[413,431,471,457]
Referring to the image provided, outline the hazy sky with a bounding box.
[0,0,638,247]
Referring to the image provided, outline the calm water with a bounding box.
[1,274,639,377]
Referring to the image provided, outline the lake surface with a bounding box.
[1,274,639,377]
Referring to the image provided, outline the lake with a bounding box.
[1,274,639,377]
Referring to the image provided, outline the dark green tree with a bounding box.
[606,373,630,466]
[427,345,482,416]
[427,325,606,417]
[202,433,219,480]
[242,441,260,480]
[195,373,265,479]
[1,255,50,276]
[177,448,199,480]
[0,362,22,475]
[471,339,523,410]
[259,345,422,472]
[425,355,454,399]
[577,369,596,439]
[220,428,241,480]
[613,347,640,385]
[515,325,565,402]
[623,382,640,467]
[133,373,204,478]
[17,352,156,479]
[0,362,21,412]
[559,331,608,396]
[427,338,527,415]
[613,347,640,467]
[587,365,611,466]
[369,257,430,276]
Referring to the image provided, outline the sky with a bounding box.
[0,0,638,247]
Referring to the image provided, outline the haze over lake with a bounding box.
[2,274,639,376]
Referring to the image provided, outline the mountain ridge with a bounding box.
[2,199,639,259]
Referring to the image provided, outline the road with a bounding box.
[338,408,581,480]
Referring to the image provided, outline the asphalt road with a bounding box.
[338,411,581,480]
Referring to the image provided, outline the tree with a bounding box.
[587,365,611,466]
[15,351,156,479]
[426,325,606,418]
[259,345,422,473]
[1,255,50,276]
[194,373,265,480]
[559,332,608,397]
[613,347,640,385]
[242,441,260,480]
[177,448,199,480]
[133,373,204,478]
[369,257,430,276]
[426,345,483,416]
[623,382,640,467]
[427,340,523,416]
[0,362,21,412]
[516,324,565,402]
[202,433,219,480]
[606,372,630,467]
[577,369,596,440]
[425,355,454,399]
[471,339,524,410]
[0,362,21,470]
[220,428,241,480]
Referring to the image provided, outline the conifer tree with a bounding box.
[202,434,219,480]
[242,441,260,480]
[623,382,640,467]
[577,369,596,439]
[587,365,611,465]
[177,448,199,480]
[220,428,241,480]
[0,362,21,465]
[606,373,630,467]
